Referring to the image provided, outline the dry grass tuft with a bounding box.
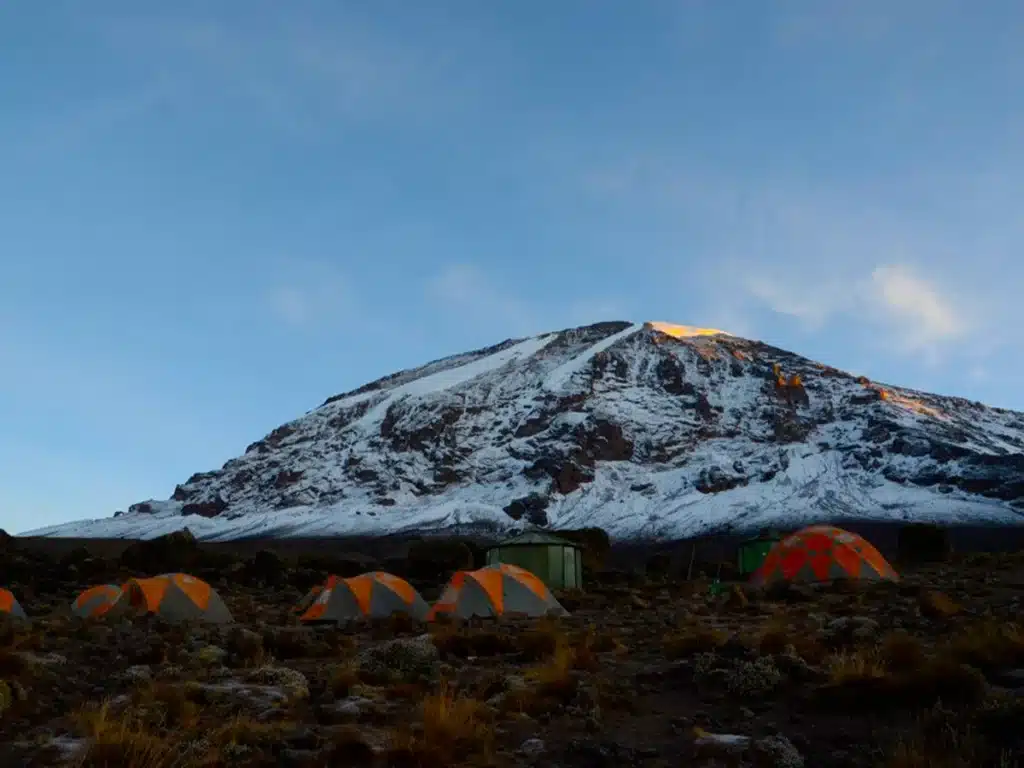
[73,701,187,768]
[945,621,1024,672]
[879,631,927,669]
[515,616,566,661]
[885,703,1022,768]
[131,681,202,729]
[826,650,888,685]
[919,590,962,619]
[817,648,988,713]
[328,660,361,698]
[384,681,493,768]
[755,616,827,664]
[663,624,728,660]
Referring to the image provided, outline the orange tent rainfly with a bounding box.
[427,564,568,621]
[71,584,126,619]
[124,573,233,623]
[300,572,429,624]
[294,574,343,615]
[0,588,27,619]
[750,525,899,587]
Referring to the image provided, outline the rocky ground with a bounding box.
[1,533,1024,767]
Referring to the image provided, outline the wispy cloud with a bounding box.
[869,265,965,350]
[576,153,1016,363]
[740,263,969,361]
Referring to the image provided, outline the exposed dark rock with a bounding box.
[695,394,715,421]
[655,358,686,395]
[696,466,748,494]
[273,470,304,489]
[575,419,635,462]
[171,484,194,501]
[432,465,464,486]
[515,413,553,438]
[503,493,550,523]
[181,497,228,518]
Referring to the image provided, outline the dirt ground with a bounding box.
[1,534,1023,767]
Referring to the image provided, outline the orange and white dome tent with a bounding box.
[294,575,342,615]
[71,584,126,619]
[299,572,429,623]
[0,587,27,620]
[427,564,568,621]
[750,525,899,587]
[124,573,233,623]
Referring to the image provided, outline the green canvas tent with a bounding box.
[485,531,583,590]
[738,530,783,576]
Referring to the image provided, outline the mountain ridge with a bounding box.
[26,320,1024,541]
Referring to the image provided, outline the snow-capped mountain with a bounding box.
[27,321,1024,541]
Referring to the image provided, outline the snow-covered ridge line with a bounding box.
[24,320,1024,541]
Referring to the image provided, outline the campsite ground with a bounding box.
[1,532,1024,767]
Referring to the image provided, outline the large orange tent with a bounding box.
[749,525,899,587]
[127,573,233,623]
[299,572,428,623]
[294,575,341,615]
[71,584,126,619]
[71,574,233,623]
[427,563,568,620]
[0,588,27,620]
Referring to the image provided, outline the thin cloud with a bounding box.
[743,275,854,329]
[740,263,971,358]
[869,264,965,350]
[576,154,1014,362]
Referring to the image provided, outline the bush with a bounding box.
[558,528,611,574]
[406,539,475,581]
[897,524,951,564]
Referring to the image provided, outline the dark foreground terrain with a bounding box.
[1,530,1024,767]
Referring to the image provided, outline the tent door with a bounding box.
[563,547,577,588]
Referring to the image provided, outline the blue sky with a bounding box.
[2,0,1023,533]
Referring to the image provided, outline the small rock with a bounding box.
[122,665,152,682]
[695,730,751,757]
[752,734,804,768]
[519,738,546,757]
[333,696,377,718]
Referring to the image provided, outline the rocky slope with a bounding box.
[27,321,1024,541]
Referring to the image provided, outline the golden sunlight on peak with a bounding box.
[868,384,946,420]
[645,321,733,339]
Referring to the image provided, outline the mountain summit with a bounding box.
[28,321,1024,541]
